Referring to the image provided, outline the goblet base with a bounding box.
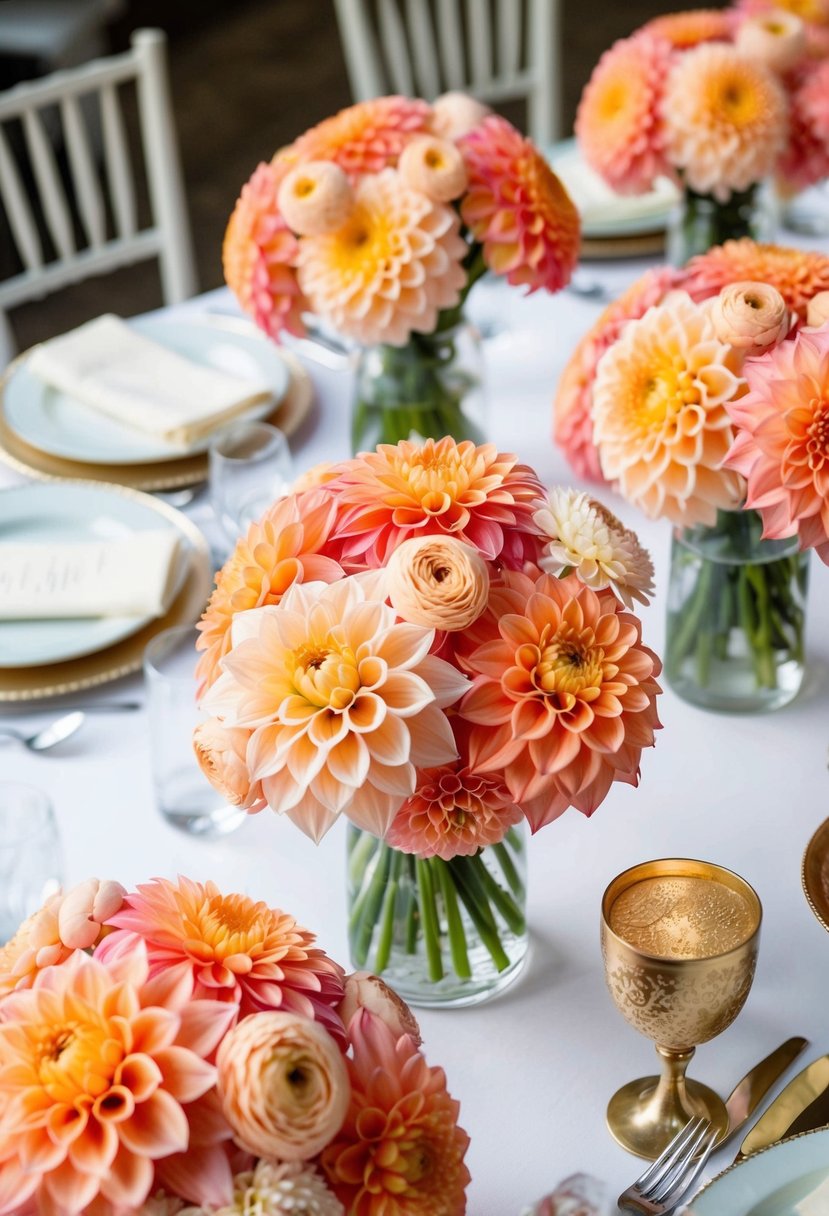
[607,1075,728,1160]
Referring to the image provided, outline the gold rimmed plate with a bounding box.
[802,817,829,934]
[0,481,212,702]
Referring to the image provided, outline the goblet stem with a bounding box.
[646,1046,703,1135]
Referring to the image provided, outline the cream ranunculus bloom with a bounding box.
[193,718,264,811]
[807,290,829,329]
[429,91,491,140]
[277,161,355,236]
[386,535,490,632]
[398,135,468,202]
[736,11,806,75]
[708,281,790,351]
[216,1011,350,1161]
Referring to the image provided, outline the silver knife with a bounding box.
[735,1051,829,1162]
[723,1036,809,1145]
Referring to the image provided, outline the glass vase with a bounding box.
[351,320,486,452]
[666,184,776,266]
[346,824,528,1008]
[666,509,809,713]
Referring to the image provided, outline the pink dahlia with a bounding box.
[96,877,346,1040]
[724,325,829,563]
[0,944,235,1215]
[223,162,306,340]
[460,115,579,293]
[459,570,662,831]
[329,437,545,568]
[575,34,673,195]
[286,96,431,176]
[785,60,829,187]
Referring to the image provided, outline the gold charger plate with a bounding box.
[0,345,313,492]
[803,817,829,933]
[0,482,212,702]
[580,231,666,261]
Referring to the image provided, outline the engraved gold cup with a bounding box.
[601,858,762,1160]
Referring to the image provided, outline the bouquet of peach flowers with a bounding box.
[0,875,470,1216]
[223,93,579,450]
[555,238,829,709]
[194,437,662,996]
[576,3,829,256]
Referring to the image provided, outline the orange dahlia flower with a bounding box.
[642,8,734,46]
[0,944,235,1215]
[330,437,545,567]
[223,161,306,340]
[460,115,579,293]
[459,570,662,830]
[321,1009,470,1216]
[575,34,672,195]
[196,488,344,695]
[287,96,431,176]
[96,876,346,1040]
[684,239,829,318]
[725,325,829,563]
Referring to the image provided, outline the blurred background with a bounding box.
[0,0,715,350]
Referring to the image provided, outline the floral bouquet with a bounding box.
[0,875,471,1216]
[223,93,579,450]
[555,238,829,712]
[575,3,829,260]
[194,437,662,1004]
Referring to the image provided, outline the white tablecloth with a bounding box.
[3,261,829,1216]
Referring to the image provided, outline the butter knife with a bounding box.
[723,1036,809,1142]
[735,1051,829,1162]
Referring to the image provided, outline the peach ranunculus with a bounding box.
[322,1009,470,1216]
[277,161,355,236]
[196,488,344,695]
[398,134,468,201]
[338,972,422,1046]
[57,877,125,949]
[216,1011,350,1161]
[193,719,264,812]
[458,569,663,831]
[736,9,808,72]
[592,291,746,528]
[724,324,829,564]
[97,876,345,1039]
[707,281,790,350]
[807,290,829,327]
[429,91,491,140]
[0,943,237,1214]
[202,574,469,842]
[386,535,490,632]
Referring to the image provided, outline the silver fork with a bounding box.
[618,1117,719,1214]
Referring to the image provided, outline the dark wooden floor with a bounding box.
[7,0,704,351]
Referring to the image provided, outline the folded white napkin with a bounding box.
[551,147,678,228]
[795,1176,829,1214]
[0,529,182,619]
[27,315,275,449]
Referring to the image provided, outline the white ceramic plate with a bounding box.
[690,1128,829,1215]
[0,482,192,667]
[4,315,289,465]
[547,138,679,238]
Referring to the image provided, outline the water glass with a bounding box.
[209,421,293,548]
[0,783,62,943]
[144,624,246,837]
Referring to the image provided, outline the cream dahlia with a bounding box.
[287,96,431,176]
[662,43,787,201]
[575,34,672,195]
[387,761,523,859]
[296,169,467,347]
[592,292,745,527]
[321,1010,470,1216]
[0,944,234,1215]
[330,437,545,567]
[215,1160,343,1216]
[196,489,343,695]
[96,876,346,1038]
[223,162,306,340]
[684,239,829,317]
[534,488,655,608]
[459,571,663,830]
[724,325,829,563]
[202,576,469,842]
[460,115,579,292]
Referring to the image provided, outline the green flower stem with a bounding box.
[350,843,391,966]
[472,854,526,936]
[415,858,444,982]
[348,828,379,886]
[374,850,403,974]
[493,840,524,899]
[450,864,511,973]
[434,859,472,980]
[672,183,764,265]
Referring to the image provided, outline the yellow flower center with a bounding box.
[194,891,276,958]
[329,203,394,274]
[627,357,700,434]
[292,175,318,199]
[292,639,361,709]
[424,147,445,170]
[597,78,634,123]
[536,630,604,701]
[395,448,472,513]
[35,1020,122,1104]
[712,72,763,126]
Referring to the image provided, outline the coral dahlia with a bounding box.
[642,8,734,46]
[287,96,431,176]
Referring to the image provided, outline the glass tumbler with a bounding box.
[144,624,246,838]
[209,421,293,550]
[0,783,62,943]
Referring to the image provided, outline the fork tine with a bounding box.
[656,1128,720,1210]
[645,1120,711,1202]
[634,1117,704,1194]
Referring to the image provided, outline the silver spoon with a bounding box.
[0,711,85,752]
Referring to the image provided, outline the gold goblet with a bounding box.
[601,858,762,1160]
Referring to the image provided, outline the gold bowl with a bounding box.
[601,858,762,1160]
[802,818,829,935]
